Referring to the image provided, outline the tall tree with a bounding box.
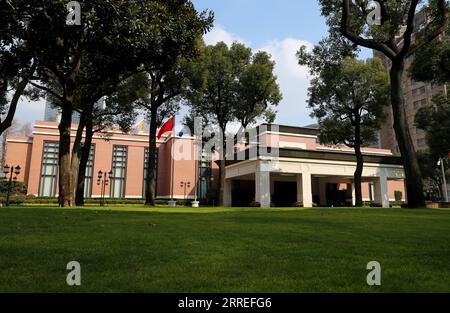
[234,51,282,128]
[186,42,282,206]
[299,49,389,206]
[24,0,141,206]
[318,0,449,208]
[132,2,213,207]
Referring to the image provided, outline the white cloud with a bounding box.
[258,38,315,126]
[204,25,248,46]
[203,26,315,127]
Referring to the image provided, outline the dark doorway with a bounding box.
[232,180,255,207]
[326,183,349,206]
[273,181,297,207]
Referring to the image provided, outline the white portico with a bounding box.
[223,149,405,208]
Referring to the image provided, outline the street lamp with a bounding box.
[97,170,112,206]
[180,181,191,204]
[438,158,448,202]
[2,165,21,206]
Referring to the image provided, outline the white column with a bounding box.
[374,172,390,208]
[223,179,232,207]
[351,183,356,206]
[302,172,313,208]
[256,170,271,208]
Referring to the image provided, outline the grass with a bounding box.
[0,205,449,293]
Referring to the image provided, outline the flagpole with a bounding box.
[171,116,175,202]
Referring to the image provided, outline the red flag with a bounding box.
[157,116,175,139]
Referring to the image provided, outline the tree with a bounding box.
[415,93,450,158]
[186,42,282,206]
[417,150,447,201]
[299,48,389,206]
[232,50,282,128]
[22,0,144,206]
[132,3,213,207]
[318,0,449,207]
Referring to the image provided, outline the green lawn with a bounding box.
[0,205,449,292]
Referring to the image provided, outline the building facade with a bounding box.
[5,121,406,207]
[6,120,218,200]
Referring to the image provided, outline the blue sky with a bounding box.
[16,1,372,128]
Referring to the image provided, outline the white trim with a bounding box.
[263,131,318,139]
[6,139,33,144]
[279,141,307,149]
[273,157,404,169]
[32,131,167,144]
[316,146,393,156]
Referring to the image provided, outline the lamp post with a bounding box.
[97,170,112,207]
[3,165,21,207]
[180,181,191,204]
[438,158,448,202]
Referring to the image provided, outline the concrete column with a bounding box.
[256,170,271,208]
[223,179,232,207]
[302,172,313,208]
[374,172,390,208]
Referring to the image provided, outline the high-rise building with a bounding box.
[374,11,447,155]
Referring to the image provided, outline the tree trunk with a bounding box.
[58,103,74,207]
[70,114,86,205]
[145,107,158,206]
[390,61,425,208]
[75,118,93,206]
[353,117,364,207]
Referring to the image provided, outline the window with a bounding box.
[39,141,59,197]
[110,146,127,198]
[83,144,95,198]
[143,147,158,198]
[412,86,427,96]
[413,99,427,109]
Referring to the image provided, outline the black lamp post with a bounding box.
[3,165,21,207]
[97,170,112,207]
[180,181,191,203]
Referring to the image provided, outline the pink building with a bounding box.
[5,121,406,207]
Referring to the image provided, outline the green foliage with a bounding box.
[415,93,450,157]
[0,180,27,196]
[186,41,282,129]
[410,33,450,84]
[300,54,389,148]
[416,150,446,200]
